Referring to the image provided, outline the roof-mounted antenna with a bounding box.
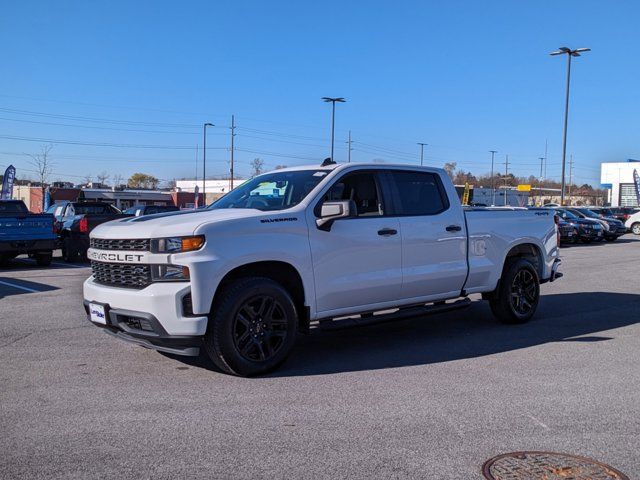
[321,157,336,167]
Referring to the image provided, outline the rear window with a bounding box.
[0,201,28,214]
[73,204,120,214]
[388,171,447,215]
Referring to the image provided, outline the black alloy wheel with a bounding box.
[203,277,298,376]
[509,269,537,316]
[233,295,288,362]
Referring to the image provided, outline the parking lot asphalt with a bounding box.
[1,238,639,479]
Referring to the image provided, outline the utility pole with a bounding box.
[347,130,353,163]
[544,139,548,180]
[203,123,214,201]
[230,115,236,192]
[489,150,497,205]
[504,154,509,206]
[550,46,590,205]
[568,154,574,203]
[418,142,427,166]
[539,157,545,205]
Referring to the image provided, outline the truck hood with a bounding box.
[90,208,263,239]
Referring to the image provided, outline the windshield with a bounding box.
[557,209,579,220]
[209,170,328,211]
[576,208,600,219]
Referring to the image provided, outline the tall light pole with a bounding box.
[550,46,590,205]
[202,122,214,202]
[322,97,346,161]
[417,143,427,166]
[489,150,497,205]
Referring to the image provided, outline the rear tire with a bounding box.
[631,223,640,235]
[203,277,298,376]
[489,258,540,325]
[35,252,53,266]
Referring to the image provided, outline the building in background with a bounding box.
[176,179,245,204]
[13,185,202,212]
[600,160,640,207]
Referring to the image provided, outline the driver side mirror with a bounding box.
[316,200,356,231]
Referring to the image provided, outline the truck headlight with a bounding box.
[151,265,190,282]
[151,235,205,253]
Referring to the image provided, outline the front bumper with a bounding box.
[82,301,202,356]
[83,277,208,337]
[0,238,56,254]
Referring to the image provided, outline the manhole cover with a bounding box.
[482,451,629,480]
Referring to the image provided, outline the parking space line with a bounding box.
[0,280,41,293]
[51,262,87,269]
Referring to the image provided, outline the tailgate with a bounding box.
[0,215,55,242]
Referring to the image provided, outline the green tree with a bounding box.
[128,173,159,190]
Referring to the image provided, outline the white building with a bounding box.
[600,160,640,207]
[175,179,245,194]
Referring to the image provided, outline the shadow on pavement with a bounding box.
[0,276,59,299]
[171,291,640,377]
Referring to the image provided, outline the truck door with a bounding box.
[384,170,468,300]
[307,170,403,315]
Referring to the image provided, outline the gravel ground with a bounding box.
[1,238,639,479]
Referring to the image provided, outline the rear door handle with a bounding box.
[446,225,462,232]
[377,228,398,236]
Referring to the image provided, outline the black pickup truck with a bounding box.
[0,200,56,266]
[51,202,131,262]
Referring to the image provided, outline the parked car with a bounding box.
[55,201,131,262]
[123,205,180,216]
[83,162,562,376]
[567,207,627,241]
[554,208,603,243]
[556,216,577,244]
[625,210,640,235]
[0,200,56,266]
[594,206,639,223]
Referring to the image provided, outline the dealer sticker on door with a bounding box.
[89,303,107,324]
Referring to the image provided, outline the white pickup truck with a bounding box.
[83,162,562,376]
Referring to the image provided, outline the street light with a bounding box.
[550,46,590,205]
[202,122,214,203]
[417,142,428,166]
[322,97,346,161]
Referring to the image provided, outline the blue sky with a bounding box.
[1,0,639,186]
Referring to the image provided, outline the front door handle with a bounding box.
[378,228,398,236]
[446,225,462,232]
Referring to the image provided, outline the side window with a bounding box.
[324,172,383,217]
[388,171,447,216]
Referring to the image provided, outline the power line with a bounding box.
[0,134,227,150]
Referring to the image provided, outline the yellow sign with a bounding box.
[517,184,531,192]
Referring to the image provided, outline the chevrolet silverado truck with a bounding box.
[83,163,562,376]
[0,200,56,266]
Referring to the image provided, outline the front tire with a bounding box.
[631,223,640,235]
[489,259,540,325]
[35,252,53,266]
[203,277,298,376]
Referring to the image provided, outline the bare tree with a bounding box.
[443,161,457,179]
[96,171,110,186]
[250,158,265,177]
[112,174,124,188]
[274,164,287,170]
[27,144,54,210]
[83,174,93,185]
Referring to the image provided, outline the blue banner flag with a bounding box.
[1,164,16,200]
[43,186,52,211]
[634,169,640,206]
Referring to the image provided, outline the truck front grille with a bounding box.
[90,238,150,251]
[91,261,151,289]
